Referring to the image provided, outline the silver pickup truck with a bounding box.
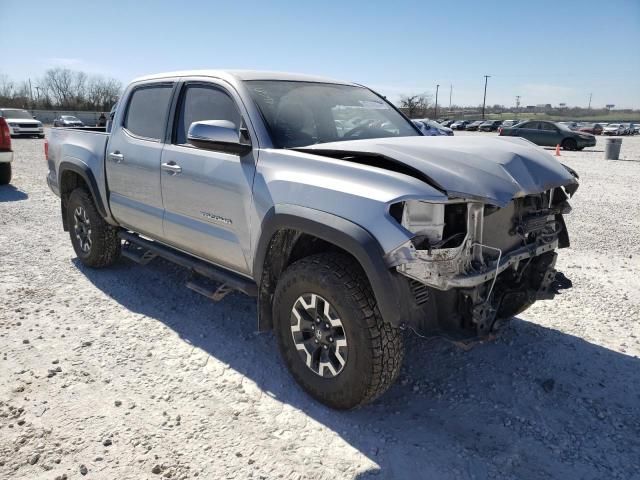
[47,70,578,409]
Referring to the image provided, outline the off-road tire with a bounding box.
[66,188,121,268]
[273,252,404,409]
[0,163,11,185]
[562,138,577,151]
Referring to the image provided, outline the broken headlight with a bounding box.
[400,201,445,244]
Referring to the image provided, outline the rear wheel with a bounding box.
[562,138,577,151]
[0,163,11,185]
[273,253,404,409]
[66,188,121,267]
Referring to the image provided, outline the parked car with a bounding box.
[499,120,596,150]
[53,115,85,128]
[622,123,636,135]
[0,108,44,138]
[413,119,454,136]
[559,121,580,131]
[499,120,521,130]
[479,120,503,132]
[0,117,13,184]
[603,124,626,136]
[578,123,603,135]
[465,120,485,131]
[440,119,455,127]
[47,69,579,409]
[450,120,469,130]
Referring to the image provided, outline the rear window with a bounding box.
[124,85,174,140]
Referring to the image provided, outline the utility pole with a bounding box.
[515,95,521,119]
[28,78,34,107]
[588,93,592,110]
[34,86,42,105]
[482,75,491,119]
[434,84,440,119]
[449,84,452,114]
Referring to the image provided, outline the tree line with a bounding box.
[0,68,122,112]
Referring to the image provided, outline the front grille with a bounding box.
[18,124,39,129]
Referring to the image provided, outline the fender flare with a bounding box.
[253,204,405,329]
[58,161,108,218]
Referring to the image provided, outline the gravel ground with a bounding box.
[1,131,639,480]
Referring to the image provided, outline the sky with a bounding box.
[1,0,639,109]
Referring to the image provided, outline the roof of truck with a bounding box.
[131,70,357,86]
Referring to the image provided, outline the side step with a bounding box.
[121,243,158,265]
[186,275,234,302]
[118,231,258,297]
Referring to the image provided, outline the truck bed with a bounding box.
[47,127,111,220]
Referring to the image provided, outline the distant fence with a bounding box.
[28,110,106,126]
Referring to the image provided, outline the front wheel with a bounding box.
[562,138,577,151]
[0,163,11,185]
[273,253,404,409]
[66,188,121,267]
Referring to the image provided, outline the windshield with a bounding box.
[246,81,418,148]
[556,123,573,132]
[2,109,33,120]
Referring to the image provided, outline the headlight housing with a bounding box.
[400,201,445,244]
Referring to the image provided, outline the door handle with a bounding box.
[161,162,182,175]
[108,152,124,163]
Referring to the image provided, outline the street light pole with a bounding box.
[434,84,440,119]
[482,75,491,119]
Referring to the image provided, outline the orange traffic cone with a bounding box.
[555,144,561,156]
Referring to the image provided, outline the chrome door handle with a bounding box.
[161,162,182,175]
[108,152,124,163]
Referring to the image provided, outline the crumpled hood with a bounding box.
[296,135,578,206]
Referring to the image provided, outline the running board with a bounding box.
[118,231,258,297]
[186,275,234,302]
[121,243,158,265]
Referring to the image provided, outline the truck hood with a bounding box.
[295,136,578,206]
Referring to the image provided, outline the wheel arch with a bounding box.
[253,204,405,331]
[58,162,107,231]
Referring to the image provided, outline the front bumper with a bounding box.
[398,239,559,290]
[577,136,597,147]
[9,126,44,136]
[0,150,13,163]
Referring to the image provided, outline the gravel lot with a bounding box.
[1,131,639,480]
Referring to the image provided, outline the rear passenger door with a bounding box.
[515,122,540,144]
[538,122,562,146]
[106,81,175,239]
[160,80,257,275]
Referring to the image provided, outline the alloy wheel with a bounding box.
[290,293,348,378]
[73,206,92,253]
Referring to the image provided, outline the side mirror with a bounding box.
[187,120,252,155]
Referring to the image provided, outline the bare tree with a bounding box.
[42,68,75,107]
[0,74,15,99]
[399,93,432,118]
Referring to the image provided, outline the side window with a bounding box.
[175,85,241,145]
[521,122,537,129]
[540,123,557,131]
[124,85,173,140]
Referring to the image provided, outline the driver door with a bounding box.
[160,80,257,275]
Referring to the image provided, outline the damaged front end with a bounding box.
[386,186,576,338]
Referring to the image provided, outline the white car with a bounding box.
[0,108,45,138]
[603,123,625,136]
